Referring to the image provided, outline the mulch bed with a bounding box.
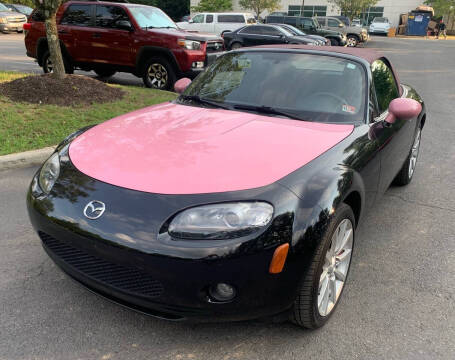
[0,74,125,106]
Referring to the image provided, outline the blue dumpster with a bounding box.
[407,12,431,36]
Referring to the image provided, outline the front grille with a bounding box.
[7,17,26,23]
[39,232,164,298]
[206,41,224,53]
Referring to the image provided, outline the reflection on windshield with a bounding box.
[128,6,177,29]
[182,52,366,124]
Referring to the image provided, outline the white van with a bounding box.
[177,13,256,36]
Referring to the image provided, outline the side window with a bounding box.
[192,14,204,23]
[371,59,400,113]
[328,19,339,27]
[61,4,92,26]
[317,18,326,26]
[262,27,281,36]
[218,15,245,23]
[95,6,130,29]
[301,18,313,28]
[206,14,213,23]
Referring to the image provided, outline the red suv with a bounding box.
[24,1,224,89]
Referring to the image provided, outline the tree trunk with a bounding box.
[44,12,66,80]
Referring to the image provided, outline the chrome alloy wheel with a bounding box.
[147,63,168,89]
[346,36,358,47]
[318,219,353,317]
[408,129,421,179]
[46,57,53,73]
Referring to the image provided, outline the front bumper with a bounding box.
[0,22,24,32]
[27,157,303,322]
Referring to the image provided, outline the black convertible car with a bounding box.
[222,24,322,50]
[28,46,425,329]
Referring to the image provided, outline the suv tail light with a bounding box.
[23,23,31,31]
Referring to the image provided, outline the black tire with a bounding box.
[41,50,74,74]
[142,57,176,90]
[230,42,242,50]
[291,203,355,329]
[328,38,339,46]
[346,35,359,47]
[17,30,23,33]
[94,69,116,78]
[393,127,422,186]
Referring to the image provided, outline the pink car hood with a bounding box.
[69,103,353,194]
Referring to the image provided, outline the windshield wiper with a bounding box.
[233,104,304,120]
[179,95,232,110]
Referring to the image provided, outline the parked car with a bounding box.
[265,15,347,46]
[177,12,256,36]
[24,1,224,90]
[27,45,425,329]
[223,24,320,50]
[5,3,33,16]
[271,23,329,45]
[0,2,26,33]
[369,17,391,35]
[316,16,368,47]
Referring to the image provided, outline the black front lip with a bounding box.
[27,157,305,322]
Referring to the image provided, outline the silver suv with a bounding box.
[0,2,26,33]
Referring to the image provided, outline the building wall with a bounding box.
[190,0,423,27]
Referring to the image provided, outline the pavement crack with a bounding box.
[384,193,455,213]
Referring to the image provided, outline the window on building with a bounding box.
[342,6,384,26]
[288,5,327,17]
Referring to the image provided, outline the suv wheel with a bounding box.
[346,35,359,47]
[94,69,116,79]
[142,57,176,90]
[328,38,339,46]
[230,42,242,50]
[41,50,74,74]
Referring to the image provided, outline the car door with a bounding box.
[92,5,134,66]
[371,59,416,192]
[261,26,287,44]
[300,18,316,34]
[237,25,265,46]
[201,14,215,33]
[186,13,204,32]
[327,18,343,31]
[59,3,96,63]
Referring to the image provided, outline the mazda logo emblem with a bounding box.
[83,200,106,220]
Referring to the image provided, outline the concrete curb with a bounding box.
[0,146,55,171]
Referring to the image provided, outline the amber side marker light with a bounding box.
[269,243,289,274]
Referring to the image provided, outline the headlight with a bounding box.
[168,202,274,240]
[0,18,6,24]
[178,39,201,50]
[38,153,60,194]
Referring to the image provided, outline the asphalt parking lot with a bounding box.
[1,35,455,360]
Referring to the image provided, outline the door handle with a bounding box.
[92,33,101,38]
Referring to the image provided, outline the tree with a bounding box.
[192,0,233,12]
[239,0,281,19]
[425,0,455,18]
[327,0,379,20]
[34,0,66,79]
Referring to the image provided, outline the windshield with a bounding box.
[373,17,388,23]
[0,3,10,11]
[14,5,32,15]
[182,52,366,124]
[128,6,177,29]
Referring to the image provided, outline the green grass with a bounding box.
[0,71,177,155]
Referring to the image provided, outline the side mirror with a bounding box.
[385,98,422,124]
[188,19,194,24]
[174,77,192,94]
[116,20,133,31]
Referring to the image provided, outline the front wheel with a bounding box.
[142,57,176,90]
[230,42,242,50]
[393,127,422,186]
[291,203,355,329]
[346,35,359,47]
